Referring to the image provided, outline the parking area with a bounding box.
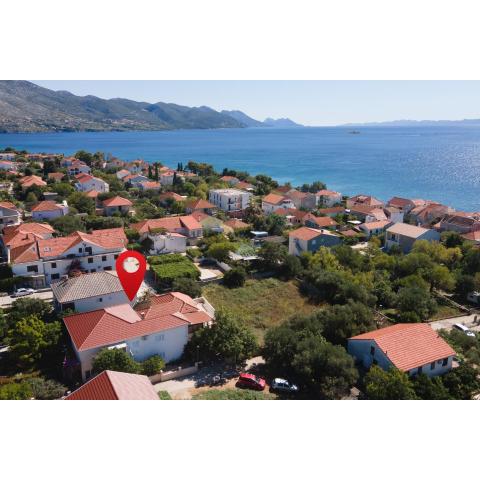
[429,313,480,332]
[155,356,265,399]
[0,289,53,308]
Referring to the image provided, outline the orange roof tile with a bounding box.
[289,226,331,241]
[65,370,158,400]
[263,193,287,205]
[350,323,456,371]
[131,216,201,235]
[186,198,216,210]
[102,196,132,207]
[31,200,63,212]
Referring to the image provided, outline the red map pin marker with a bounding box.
[116,250,147,301]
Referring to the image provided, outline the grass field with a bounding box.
[203,278,319,341]
[192,389,275,400]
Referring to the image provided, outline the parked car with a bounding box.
[271,378,299,393]
[236,373,266,391]
[12,288,35,298]
[453,323,475,337]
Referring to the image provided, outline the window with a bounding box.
[27,265,38,273]
[90,269,96,273]
[155,334,165,342]
[442,358,448,366]
[104,266,112,271]
[51,273,60,280]
[78,248,83,253]
[430,362,435,370]
[51,262,57,269]
[88,258,93,264]
[418,366,423,375]
[85,370,91,379]
[102,256,107,262]
[98,298,103,302]
[370,346,375,355]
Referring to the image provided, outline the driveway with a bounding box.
[155,356,265,399]
[429,313,480,332]
[0,289,53,308]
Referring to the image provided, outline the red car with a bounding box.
[236,373,266,391]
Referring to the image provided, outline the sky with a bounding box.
[33,80,480,126]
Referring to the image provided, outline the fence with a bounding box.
[149,363,199,384]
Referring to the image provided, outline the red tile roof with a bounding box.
[316,189,341,197]
[48,172,65,181]
[159,192,185,202]
[289,226,331,241]
[360,220,392,230]
[303,213,338,228]
[388,197,414,208]
[9,242,40,263]
[220,175,238,182]
[348,194,383,206]
[102,196,133,207]
[65,370,158,400]
[64,292,213,351]
[76,174,94,183]
[186,198,216,210]
[263,193,287,205]
[19,175,46,188]
[350,323,456,371]
[318,207,345,215]
[131,216,201,235]
[224,218,250,229]
[85,190,99,198]
[0,201,20,211]
[31,200,63,212]
[3,222,55,248]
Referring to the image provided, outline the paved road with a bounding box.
[430,314,480,332]
[0,290,53,308]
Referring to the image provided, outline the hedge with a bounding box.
[149,255,200,287]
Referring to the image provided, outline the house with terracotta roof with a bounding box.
[75,174,109,193]
[115,169,131,180]
[461,230,480,245]
[0,160,17,172]
[1,222,55,258]
[67,161,91,176]
[358,220,392,238]
[63,292,214,381]
[346,194,383,209]
[31,200,68,221]
[385,222,440,253]
[138,181,161,192]
[235,181,254,191]
[9,227,127,287]
[159,170,176,186]
[302,212,338,230]
[19,175,47,190]
[285,190,317,210]
[386,196,416,213]
[47,172,65,182]
[65,370,159,400]
[51,271,133,312]
[348,323,456,377]
[185,198,216,215]
[126,160,149,175]
[347,205,387,223]
[262,193,295,214]
[315,189,342,208]
[131,216,202,253]
[435,214,480,234]
[219,175,240,185]
[158,192,186,205]
[288,227,342,256]
[190,211,225,234]
[274,207,308,226]
[209,188,252,217]
[224,218,250,230]
[0,201,22,232]
[317,206,345,217]
[101,196,132,216]
[408,203,451,226]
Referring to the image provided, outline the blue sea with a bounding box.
[1,126,479,211]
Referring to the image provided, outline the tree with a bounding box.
[25,191,38,209]
[52,182,74,198]
[258,242,287,271]
[429,264,455,292]
[280,254,302,279]
[67,191,95,215]
[223,267,247,288]
[92,348,140,375]
[396,286,437,321]
[463,248,480,275]
[172,277,202,298]
[364,366,417,399]
[141,355,166,376]
[206,242,233,262]
[186,310,257,364]
[51,215,85,235]
[455,274,475,298]
[411,374,450,400]
[7,315,62,368]
[0,382,33,400]
[25,377,67,400]
[442,364,480,399]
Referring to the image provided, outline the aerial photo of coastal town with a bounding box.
[0,80,480,401]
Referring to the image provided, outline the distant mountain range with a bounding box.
[0,81,303,133]
[342,118,480,127]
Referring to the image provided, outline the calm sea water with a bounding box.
[1,126,479,211]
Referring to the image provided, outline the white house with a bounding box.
[0,201,22,232]
[261,193,295,214]
[67,161,91,176]
[31,200,68,221]
[148,232,187,255]
[288,227,342,256]
[385,222,441,253]
[0,160,17,171]
[315,189,342,208]
[9,227,127,288]
[138,181,161,192]
[123,174,149,186]
[209,188,252,216]
[0,152,16,161]
[75,174,109,193]
[348,323,456,377]
[358,220,392,238]
[51,271,135,312]
[63,292,215,381]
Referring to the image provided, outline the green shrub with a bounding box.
[158,391,172,400]
[223,267,247,288]
[150,255,200,287]
[0,382,33,400]
[141,355,166,376]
